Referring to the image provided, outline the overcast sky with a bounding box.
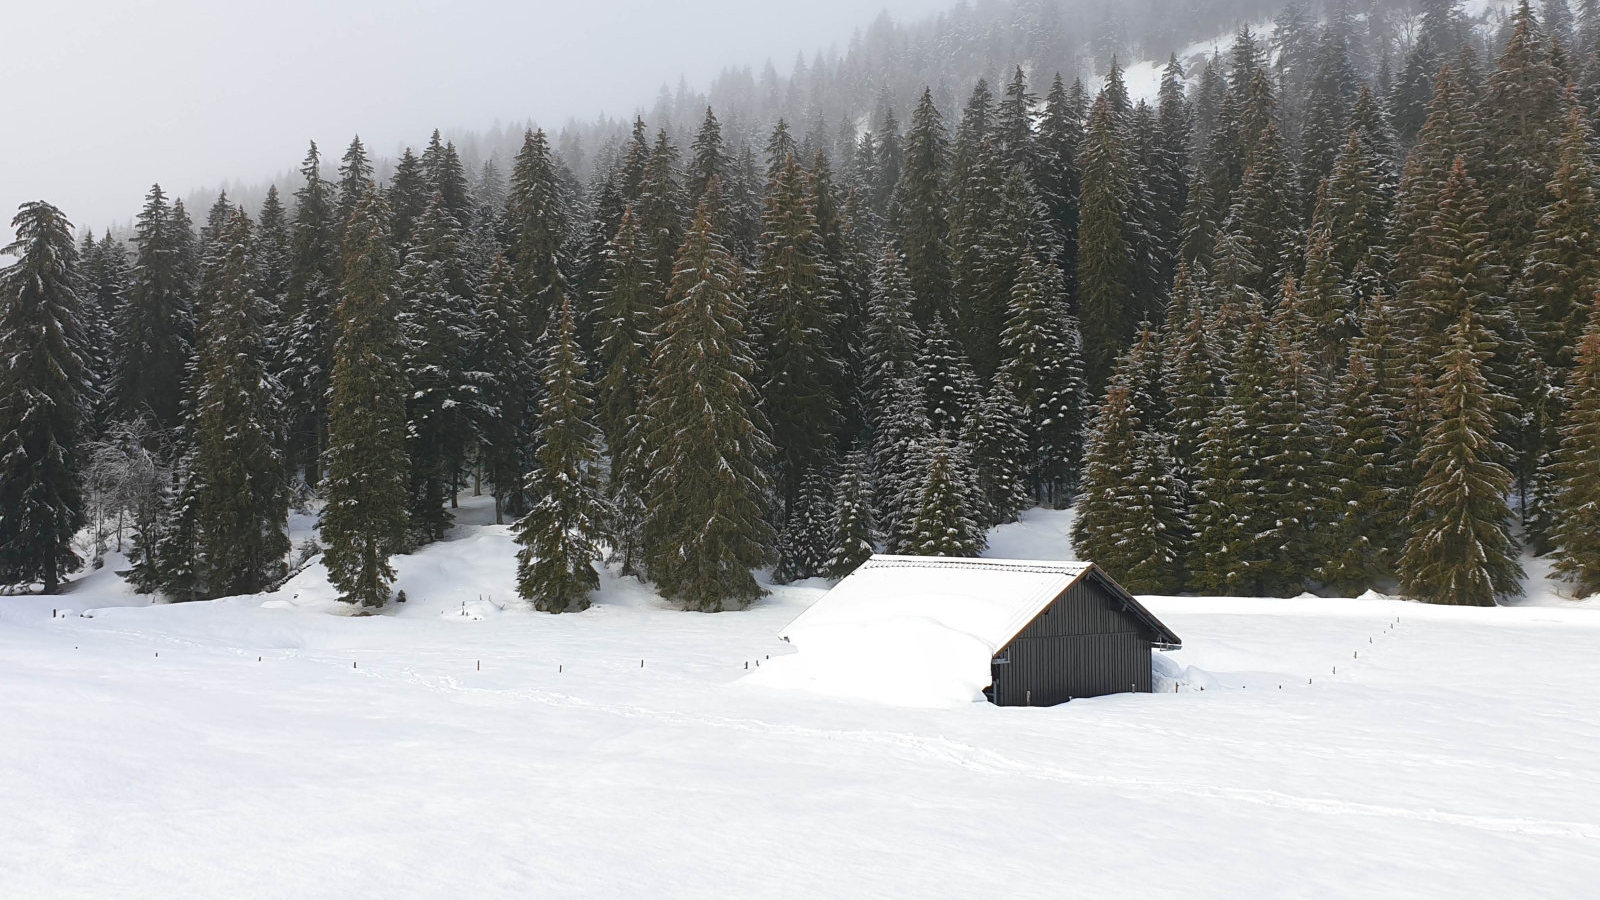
[1,0,954,251]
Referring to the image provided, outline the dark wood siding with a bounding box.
[989,575,1157,707]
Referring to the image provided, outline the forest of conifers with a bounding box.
[2,0,1599,611]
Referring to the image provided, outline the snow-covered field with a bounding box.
[3,498,1597,898]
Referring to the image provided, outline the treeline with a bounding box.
[3,1,1599,611]
[1073,0,1600,606]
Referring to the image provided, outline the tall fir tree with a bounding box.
[474,251,537,525]
[1397,308,1523,606]
[321,187,410,607]
[282,143,341,485]
[113,184,194,431]
[640,197,773,612]
[1076,90,1136,393]
[752,157,841,511]
[1549,297,1600,596]
[894,88,952,323]
[514,298,610,612]
[0,202,89,593]
[191,209,290,598]
[507,128,569,342]
[398,194,478,544]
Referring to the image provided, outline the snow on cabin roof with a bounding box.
[780,555,1097,653]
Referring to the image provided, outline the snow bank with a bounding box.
[748,618,995,707]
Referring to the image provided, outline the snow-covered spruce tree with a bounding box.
[893,88,952,323]
[1549,297,1600,597]
[507,128,569,341]
[964,372,1031,528]
[1000,254,1085,503]
[826,449,875,579]
[514,297,610,613]
[1076,89,1136,393]
[1035,74,1086,286]
[1513,97,1600,373]
[919,312,980,437]
[873,374,934,553]
[1317,295,1411,594]
[281,142,341,485]
[862,247,923,419]
[1072,376,1186,594]
[1397,308,1523,607]
[475,251,537,525]
[1479,0,1568,267]
[773,467,835,584]
[902,437,986,558]
[593,207,659,573]
[398,193,478,545]
[420,132,475,225]
[640,193,773,612]
[637,130,686,288]
[1257,279,1332,594]
[112,184,194,431]
[1188,298,1276,596]
[1160,264,1218,492]
[191,209,290,598]
[0,202,90,594]
[321,187,410,608]
[752,154,841,513]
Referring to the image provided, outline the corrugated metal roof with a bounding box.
[780,555,1096,653]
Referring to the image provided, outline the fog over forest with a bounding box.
[0,0,959,248]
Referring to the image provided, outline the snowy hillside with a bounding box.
[3,498,1597,898]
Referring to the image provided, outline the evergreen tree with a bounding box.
[282,143,341,484]
[593,207,658,569]
[1549,297,1600,596]
[474,251,537,525]
[1397,308,1523,606]
[1514,98,1600,371]
[862,248,923,418]
[336,136,373,240]
[773,468,835,583]
[752,157,841,511]
[1479,0,1569,267]
[190,209,290,598]
[894,88,952,323]
[507,129,569,342]
[387,148,429,249]
[825,449,875,578]
[1161,264,1219,493]
[999,254,1084,502]
[1257,281,1331,594]
[1077,90,1136,393]
[964,372,1031,528]
[1188,299,1278,595]
[918,313,980,436]
[113,184,194,430]
[629,130,680,275]
[321,188,410,607]
[1072,381,1186,595]
[1036,74,1086,288]
[640,198,773,612]
[514,298,610,612]
[903,437,985,558]
[1317,294,1411,593]
[873,375,934,552]
[0,202,89,593]
[398,194,477,544]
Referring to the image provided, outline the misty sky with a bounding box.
[2,0,955,251]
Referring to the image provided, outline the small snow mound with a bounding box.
[1356,589,1391,602]
[1152,653,1222,693]
[746,618,994,708]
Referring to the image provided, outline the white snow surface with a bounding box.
[4,498,1599,897]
